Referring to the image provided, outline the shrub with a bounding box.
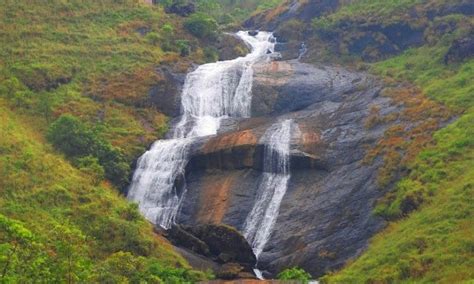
[74,156,105,185]
[176,39,191,56]
[47,115,95,157]
[277,267,312,283]
[145,32,161,46]
[184,13,218,39]
[47,114,130,188]
[203,47,219,62]
[276,19,305,42]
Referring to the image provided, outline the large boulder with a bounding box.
[444,35,474,64]
[189,224,256,268]
[167,224,256,278]
[215,34,250,61]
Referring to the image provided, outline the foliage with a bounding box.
[47,114,130,188]
[276,19,306,41]
[92,251,208,283]
[0,0,210,282]
[313,0,424,29]
[0,0,202,170]
[0,100,204,282]
[184,13,218,39]
[278,267,312,283]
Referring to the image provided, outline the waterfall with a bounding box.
[243,119,293,259]
[127,31,276,229]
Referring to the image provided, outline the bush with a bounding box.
[74,156,105,185]
[277,267,312,283]
[47,115,95,157]
[203,47,218,62]
[276,19,305,42]
[184,13,218,39]
[176,39,191,56]
[145,32,161,46]
[47,114,130,188]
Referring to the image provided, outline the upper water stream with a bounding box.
[128,31,276,229]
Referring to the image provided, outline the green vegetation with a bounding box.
[278,267,312,283]
[184,13,218,39]
[159,0,284,24]
[313,0,423,28]
[0,0,213,282]
[0,101,208,282]
[0,0,207,170]
[47,114,130,188]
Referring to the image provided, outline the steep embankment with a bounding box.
[0,99,209,282]
[243,0,473,282]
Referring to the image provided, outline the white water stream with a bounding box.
[243,119,293,279]
[127,31,276,229]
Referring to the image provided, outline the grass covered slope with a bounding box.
[0,1,212,282]
[0,0,210,187]
[311,0,474,282]
[0,99,208,282]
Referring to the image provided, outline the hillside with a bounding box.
[245,0,473,282]
[0,0,213,282]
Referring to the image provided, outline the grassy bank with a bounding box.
[318,0,474,282]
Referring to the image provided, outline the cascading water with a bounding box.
[128,31,276,229]
[243,119,293,268]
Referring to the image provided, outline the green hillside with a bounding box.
[310,0,474,282]
[0,1,211,282]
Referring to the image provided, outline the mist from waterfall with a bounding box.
[243,119,293,259]
[127,31,275,229]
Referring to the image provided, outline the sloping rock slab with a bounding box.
[175,61,399,278]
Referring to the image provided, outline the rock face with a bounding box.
[171,59,400,277]
[167,224,257,279]
[148,66,187,117]
[215,33,251,61]
[444,35,474,64]
[244,0,340,31]
[245,1,474,62]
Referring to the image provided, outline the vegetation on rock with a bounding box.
[277,267,312,283]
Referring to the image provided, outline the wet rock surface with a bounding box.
[171,59,400,277]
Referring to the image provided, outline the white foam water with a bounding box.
[128,31,276,229]
[243,119,293,259]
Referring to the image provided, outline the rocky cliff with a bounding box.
[154,55,402,277]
